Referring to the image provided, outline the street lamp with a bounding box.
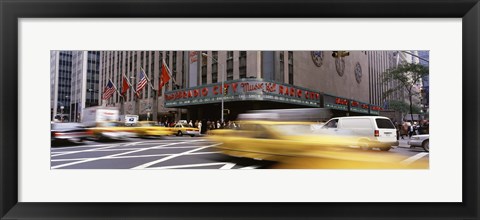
[202,52,225,123]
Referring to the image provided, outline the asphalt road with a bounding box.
[51,136,429,169]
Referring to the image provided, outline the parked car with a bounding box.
[172,123,200,137]
[320,116,399,151]
[408,134,430,152]
[51,122,90,145]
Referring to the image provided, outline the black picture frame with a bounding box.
[1,0,478,219]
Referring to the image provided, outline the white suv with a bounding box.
[321,116,399,151]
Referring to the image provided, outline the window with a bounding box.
[279,51,284,82]
[173,51,177,89]
[288,51,294,84]
[239,51,247,78]
[212,51,218,83]
[227,51,233,80]
[324,119,338,128]
[375,119,395,129]
[201,51,207,84]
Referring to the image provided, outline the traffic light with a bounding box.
[223,87,228,95]
[332,51,350,58]
[223,109,230,115]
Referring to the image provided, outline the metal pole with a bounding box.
[201,53,224,123]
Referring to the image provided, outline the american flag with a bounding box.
[136,69,148,94]
[102,79,117,100]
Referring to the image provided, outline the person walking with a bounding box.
[198,120,202,134]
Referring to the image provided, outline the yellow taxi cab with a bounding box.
[208,119,427,169]
[132,121,172,138]
[87,121,137,140]
[171,123,200,137]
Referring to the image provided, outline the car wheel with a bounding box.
[422,140,429,152]
[177,131,183,136]
[190,135,195,137]
[358,140,370,150]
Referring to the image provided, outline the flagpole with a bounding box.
[141,66,156,91]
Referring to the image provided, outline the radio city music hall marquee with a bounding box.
[164,79,321,108]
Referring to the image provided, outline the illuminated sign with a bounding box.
[350,100,370,114]
[164,79,321,107]
[369,105,383,115]
[323,94,349,111]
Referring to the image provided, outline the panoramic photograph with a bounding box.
[50,50,430,169]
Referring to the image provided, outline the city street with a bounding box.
[51,136,429,169]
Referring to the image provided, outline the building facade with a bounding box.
[418,50,430,117]
[99,51,395,123]
[50,51,101,122]
[69,51,101,122]
[50,51,72,121]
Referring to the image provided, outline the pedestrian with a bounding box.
[408,122,414,138]
[394,121,400,141]
[198,120,202,134]
[188,120,193,127]
[217,120,221,129]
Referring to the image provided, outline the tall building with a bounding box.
[69,51,101,122]
[418,50,430,117]
[366,51,405,107]
[99,51,393,123]
[50,51,100,122]
[50,51,72,121]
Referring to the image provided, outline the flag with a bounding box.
[102,79,117,100]
[121,74,131,96]
[136,69,148,94]
[159,60,172,95]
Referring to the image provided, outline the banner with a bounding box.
[188,51,198,87]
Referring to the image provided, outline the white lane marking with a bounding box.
[51,143,127,157]
[220,163,236,169]
[239,166,260,169]
[52,151,220,162]
[400,152,429,166]
[144,162,232,170]
[51,144,110,151]
[52,140,200,169]
[187,151,219,155]
[52,153,176,161]
[131,143,221,169]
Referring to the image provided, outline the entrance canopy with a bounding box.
[164,78,321,108]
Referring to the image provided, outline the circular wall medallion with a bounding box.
[335,57,345,76]
[354,62,362,83]
[311,51,324,67]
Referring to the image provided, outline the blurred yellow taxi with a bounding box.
[133,121,172,138]
[208,119,427,169]
[171,123,200,137]
[87,121,137,140]
[208,120,358,159]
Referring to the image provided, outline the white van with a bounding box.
[321,116,399,151]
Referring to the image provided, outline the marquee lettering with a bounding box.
[232,83,238,93]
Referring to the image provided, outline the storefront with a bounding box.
[322,93,383,117]
[164,78,322,122]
